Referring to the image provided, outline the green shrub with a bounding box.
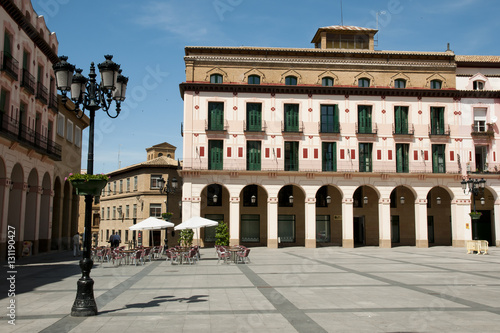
[215,221,229,246]
[179,229,194,247]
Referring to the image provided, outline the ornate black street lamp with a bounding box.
[461,177,486,239]
[53,55,128,317]
[158,176,178,212]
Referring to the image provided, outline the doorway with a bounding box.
[151,230,161,246]
[353,216,365,246]
[473,210,492,243]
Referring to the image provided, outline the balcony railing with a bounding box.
[392,123,414,135]
[21,69,35,95]
[36,82,48,105]
[282,121,304,133]
[49,93,58,111]
[1,52,19,80]
[205,119,228,132]
[0,113,61,161]
[319,122,341,134]
[355,122,378,135]
[428,124,450,136]
[471,124,494,138]
[244,120,267,133]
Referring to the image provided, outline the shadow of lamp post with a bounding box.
[461,178,486,240]
[53,55,128,317]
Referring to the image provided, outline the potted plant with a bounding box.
[215,221,229,246]
[161,212,173,221]
[66,173,109,196]
[179,229,194,247]
[469,211,482,220]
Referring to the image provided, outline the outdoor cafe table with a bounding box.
[172,247,191,264]
[121,249,137,265]
[225,246,242,263]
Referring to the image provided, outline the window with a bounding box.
[125,205,129,218]
[207,184,222,206]
[430,107,445,135]
[432,144,446,173]
[204,214,223,242]
[322,142,337,171]
[473,80,484,90]
[325,33,369,49]
[134,176,138,191]
[427,216,434,243]
[208,102,224,131]
[396,144,409,173]
[119,180,123,193]
[107,207,110,219]
[473,108,487,132]
[22,50,30,70]
[118,206,123,218]
[208,140,223,170]
[107,183,111,196]
[359,143,373,172]
[0,89,9,115]
[113,181,117,194]
[394,106,409,134]
[278,215,295,243]
[125,230,129,242]
[133,204,137,218]
[284,104,299,132]
[3,30,12,56]
[74,126,81,147]
[320,104,339,133]
[353,187,363,208]
[322,77,334,87]
[150,174,162,189]
[284,141,299,171]
[247,141,261,171]
[430,80,442,89]
[210,74,223,83]
[241,214,260,242]
[358,105,372,134]
[246,103,262,131]
[278,185,293,207]
[126,178,130,192]
[243,185,258,207]
[394,79,406,88]
[101,208,105,219]
[285,76,297,85]
[112,206,116,219]
[150,203,162,217]
[66,119,73,142]
[316,215,331,243]
[391,216,400,243]
[358,78,370,87]
[248,75,260,84]
[56,114,65,136]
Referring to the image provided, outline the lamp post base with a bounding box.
[71,258,97,317]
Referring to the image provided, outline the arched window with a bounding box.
[473,80,484,90]
[322,77,334,87]
[248,75,260,85]
[394,79,406,88]
[430,80,442,89]
[158,153,163,157]
[210,74,223,84]
[358,78,370,87]
[285,76,297,86]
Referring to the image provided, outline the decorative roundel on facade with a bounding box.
[194,134,199,137]
[382,137,387,140]
[233,106,237,110]
[233,92,238,96]
[345,136,350,140]
[382,109,386,114]
[195,91,199,95]
[419,138,423,141]
[344,94,349,99]
[271,135,275,138]
[309,136,313,139]
[417,96,422,100]
[458,111,461,115]
[418,110,422,115]
[233,134,237,138]
[194,105,199,109]
[271,107,275,111]
[454,111,457,115]
[345,109,349,113]
[308,94,313,98]
[271,93,275,97]
[381,96,386,100]
[308,108,313,112]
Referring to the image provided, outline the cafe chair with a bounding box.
[132,250,144,266]
[237,248,251,264]
[217,247,230,264]
[165,249,179,264]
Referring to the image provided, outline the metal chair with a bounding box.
[237,248,251,264]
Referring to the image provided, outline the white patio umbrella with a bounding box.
[129,216,174,230]
[174,216,219,246]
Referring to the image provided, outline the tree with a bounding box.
[179,229,194,247]
[215,221,229,246]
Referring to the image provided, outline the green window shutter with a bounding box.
[430,107,444,134]
[358,106,372,133]
[359,143,372,172]
[432,145,445,173]
[396,144,409,173]
[285,141,298,171]
[285,104,299,132]
[0,90,6,113]
[395,106,402,134]
[247,141,261,170]
[209,102,224,131]
[4,31,11,56]
[247,103,261,131]
[23,51,28,69]
[438,108,444,134]
[322,142,336,171]
[209,141,223,170]
[333,104,339,133]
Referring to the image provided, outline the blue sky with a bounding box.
[32,0,500,174]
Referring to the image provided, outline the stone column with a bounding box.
[495,199,500,247]
[304,197,316,248]
[267,197,278,248]
[0,178,11,259]
[342,198,354,248]
[229,196,240,246]
[378,198,391,248]
[452,198,472,247]
[414,198,429,248]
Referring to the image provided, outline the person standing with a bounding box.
[114,232,121,248]
[73,232,81,257]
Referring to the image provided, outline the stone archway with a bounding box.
[390,186,416,247]
[39,172,52,253]
[277,184,305,247]
[24,169,39,255]
[8,163,24,256]
[352,185,379,247]
[239,184,268,247]
[427,186,452,246]
[51,177,62,250]
[315,185,343,246]
[200,183,230,247]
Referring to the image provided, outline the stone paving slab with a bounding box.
[1,246,500,332]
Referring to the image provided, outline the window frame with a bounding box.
[430,80,442,89]
[358,78,370,87]
[284,141,299,171]
[210,74,223,84]
[208,102,224,131]
[246,141,261,171]
[285,76,297,86]
[322,142,337,172]
[320,104,339,133]
[359,143,373,172]
[248,75,260,85]
[394,79,406,88]
[322,77,334,87]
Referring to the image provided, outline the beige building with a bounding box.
[180,25,500,249]
[98,143,182,248]
[0,0,86,257]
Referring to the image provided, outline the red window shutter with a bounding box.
[265,148,270,158]
[199,146,205,157]
[424,151,428,161]
[227,147,231,157]
[414,150,418,161]
[469,151,472,161]
[314,148,318,159]
[238,147,243,158]
[340,149,345,159]
[377,150,382,160]
[277,148,281,158]
[303,148,308,159]
[388,150,392,160]
[351,149,355,160]
[450,151,454,161]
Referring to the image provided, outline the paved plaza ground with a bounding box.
[1,246,500,332]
